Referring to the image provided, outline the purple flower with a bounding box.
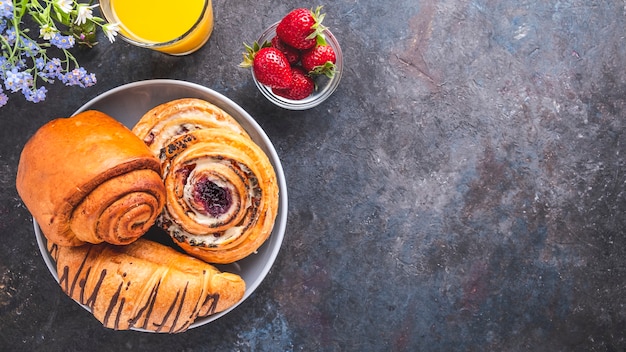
[4,27,17,45]
[81,72,97,87]
[50,33,75,49]
[14,58,26,70]
[61,67,96,88]
[0,0,13,20]
[21,36,41,57]
[23,86,48,103]
[0,92,8,107]
[43,58,62,76]
[35,57,45,70]
[4,68,25,92]
[0,0,107,107]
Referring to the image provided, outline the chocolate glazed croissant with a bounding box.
[159,128,279,264]
[16,110,166,246]
[48,238,245,333]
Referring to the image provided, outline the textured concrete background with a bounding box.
[0,0,624,351]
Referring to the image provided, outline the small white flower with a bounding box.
[103,23,120,43]
[54,0,73,14]
[74,4,99,25]
[39,24,58,40]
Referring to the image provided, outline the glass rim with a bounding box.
[98,0,211,49]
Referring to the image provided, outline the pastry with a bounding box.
[49,238,246,333]
[158,129,279,264]
[132,97,250,157]
[16,110,166,246]
[132,99,279,264]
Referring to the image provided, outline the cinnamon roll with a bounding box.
[16,110,166,246]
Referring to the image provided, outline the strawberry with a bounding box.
[301,44,336,77]
[272,66,315,100]
[240,42,293,89]
[276,6,327,50]
[271,36,300,65]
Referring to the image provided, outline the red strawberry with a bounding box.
[240,42,292,89]
[272,67,315,100]
[271,36,300,65]
[276,6,327,50]
[301,44,337,77]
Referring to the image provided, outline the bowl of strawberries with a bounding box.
[240,6,343,110]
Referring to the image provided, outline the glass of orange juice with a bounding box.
[99,0,214,55]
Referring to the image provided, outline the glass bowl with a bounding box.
[252,22,343,110]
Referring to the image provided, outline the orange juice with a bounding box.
[100,0,214,55]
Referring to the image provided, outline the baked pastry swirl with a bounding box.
[159,129,279,264]
[132,98,250,157]
[132,99,279,264]
[16,110,166,246]
[49,238,246,333]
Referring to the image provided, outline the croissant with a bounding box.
[132,98,250,157]
[132,99,279,264]
[49,238,245,333]
[16,110,166,246]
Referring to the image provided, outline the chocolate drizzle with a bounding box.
[84,269,107,311]
[202,293,220,316]
[168,283,189,333]
[103,282,124,328]
[51,236,241,332]
[78,267,90,303]
[115,298,126,330]
[130,279,161,330]
[58,245,90,296]
[153,284,183,333]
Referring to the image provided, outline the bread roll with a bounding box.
[16,110,166,246]
[49,238,245,332]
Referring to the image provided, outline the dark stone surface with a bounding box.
[1,0,625,351]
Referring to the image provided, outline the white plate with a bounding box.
[33,79,288,331]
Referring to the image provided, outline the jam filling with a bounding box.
[193,177,232,217]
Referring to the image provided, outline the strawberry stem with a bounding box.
[239,41,272,68]
[305,6,328,46]
[311,61,336,78]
